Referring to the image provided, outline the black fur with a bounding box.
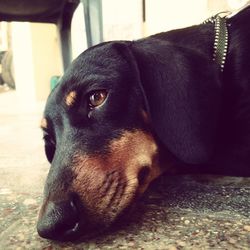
[43,7,250,177]
[39,6,250,241]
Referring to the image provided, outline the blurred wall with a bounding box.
[12,22,36,111]
[30,23,62,101]
[71,2,87,60]
[102,0,143,40]
[145,0,208,35]
[11,22,62,109]
[144,0,249,35]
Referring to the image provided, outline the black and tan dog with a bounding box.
[37,6,250,241]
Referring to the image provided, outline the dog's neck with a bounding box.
[204,14,229,72]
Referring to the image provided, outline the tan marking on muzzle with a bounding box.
[110,130,163,195]
[65,91,77,106]
[40,118,47,129]
[71,130,164,222]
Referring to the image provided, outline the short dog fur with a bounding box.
[37,7,250,241]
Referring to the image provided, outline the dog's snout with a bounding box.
[37,198,80,241]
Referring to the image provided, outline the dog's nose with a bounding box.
[37,198,80,241]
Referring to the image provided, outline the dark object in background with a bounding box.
[0,0,103,71]
[0,0,80,71]
[0,51,5,85]
[50,75,61,90]
[1,51,15,89]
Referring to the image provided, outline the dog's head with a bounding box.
[37,42,169,241]
[37,41,221,241]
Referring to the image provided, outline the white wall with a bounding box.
[11,22,63,112]
[102,0,143,40]
[71,2,87,60]
[145,0,250,36]
[12,22,36,112]
[145,0,208,35]
[30,23,63,101]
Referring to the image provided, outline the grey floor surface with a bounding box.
[0,90,250,249]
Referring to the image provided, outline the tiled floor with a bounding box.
[0,89,250,249]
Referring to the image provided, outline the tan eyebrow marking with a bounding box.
[40,118,48,129]
[65,91,77,106]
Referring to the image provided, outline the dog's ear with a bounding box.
[119,39,221,164]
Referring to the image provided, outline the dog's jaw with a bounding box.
[70,129,163,226]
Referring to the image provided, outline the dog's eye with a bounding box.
[88,90,107,108]
[43,134,55,163]
[45,143,55,163]
[43,134,55,145]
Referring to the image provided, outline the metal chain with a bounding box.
[203,13,230,72]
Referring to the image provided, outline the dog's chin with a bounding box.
[64,195,139,242]
[68,176,157,242]
[66,222,110,242]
